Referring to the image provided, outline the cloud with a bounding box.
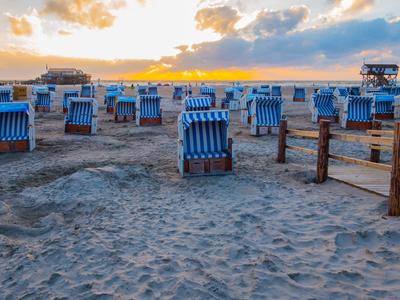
[324,0,375,20]
[6,14,34,36]
[163,18,400,71]
[41,0,126,29]
[241,6,310,38]
[58,29,72,35]
[344,0,375,14]
[195,6,241,35]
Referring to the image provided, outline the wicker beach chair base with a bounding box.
[373,113,394,120]
[345,121,373,130]
[35,106,50,113]
[0,140,29,153]
[293,98,305,102]
[139,117,162,126]
[65,124,92,135]
[115,115,135,123]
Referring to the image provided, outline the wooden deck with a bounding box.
[329,165,391,197]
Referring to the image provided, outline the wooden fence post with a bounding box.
[370,120,382,163]
[389,122,400,216]
[316,120,330,183]
[277,119,287,163]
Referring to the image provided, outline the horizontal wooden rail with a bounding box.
[286,130,319,139]
[286,145,318,155]
[370,145,393,152]
[329,133,393,146]
[367,130,394,136]
[328,153,392,172]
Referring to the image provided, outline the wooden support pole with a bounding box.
[277,119,287,163]
[316,120,330,184]
[370,120,382,163]
[389,122,400,216]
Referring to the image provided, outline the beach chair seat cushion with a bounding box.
[185,151,228,160]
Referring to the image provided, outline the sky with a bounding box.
[0,0,399,80]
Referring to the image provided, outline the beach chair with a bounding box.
[63,90,80,113]
[148,85,158,96]
[240,94,257,125]
[319,88,334,95]
[0,86,13,103]
[373,94,394,120]
[35,90,53,112]
[348,86,361,96]
[293,87,306,102]
[80,84,96,98]
[114,96,136,122]
[334,87,349,104]
[247,87,258,94]
[173,86,184,100]
[250,96,283,136]
[137,85,148,96]
[223,87,242,110]
[271,86,282,97]
[200,86,216,107]
[309,93,339,123]
[185,96,211,111]
[0,102,35,152]
[341,96,373,129]
[105,91,121,113]
[47,84,57,93]
[178,110,233,176]
[136,95,162,126]
[12,86,27,100]
[257,85,270,96]
[65,98,98,135]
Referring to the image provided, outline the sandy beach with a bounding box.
[1,85,400,299]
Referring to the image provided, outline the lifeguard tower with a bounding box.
[361,63,398,87]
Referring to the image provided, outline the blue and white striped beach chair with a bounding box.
[185,96,211,111]
[65,98,98,135]
[341,96,373,129]
[178,110,233,176]
[200,86,216,107]
[136,95,162,126]
[137,85,148,96]
[240,94,257,125]
[35,90,53,112]
[348,87,361,96]
[173,86,184,100]
[114,96,136,122]
[0,102,35,152]
[223,87,243,110]
[319,88,335,95]
[271,86,282,97]
[257,85,270,96]
[105,91,122,113]
[47,84,57,93]
[293,87,306,102]
[81,84,96,98]
[250,96,283,136]
[63,90,80,113]
[148,85,158,96]
[373,94,394,120]
[309,93,339,123]
[0,86,13,103]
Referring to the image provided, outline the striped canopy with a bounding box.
[252,96,283,126]
[336,88,349,97]
[347,96,373,121]
[182,110,229,130]
[319,88,334,95]
[200,86,216,94]
[118,96,136,103]
[0,102,29,113]
[185,97,211,111]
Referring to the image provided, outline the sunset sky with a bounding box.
[0,0,399,80]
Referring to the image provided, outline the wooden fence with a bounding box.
[277,119,400,216]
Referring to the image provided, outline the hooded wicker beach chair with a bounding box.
[47,84,57,93]
[223,87,243,110]
[334,87,349,104]
[348,86,361,96]
[240,94,257,125]
[257,85,270,96]
[271,86,282,97]
[65,98,98,135]
[200,86,216,107]
[81,84,96,98]
[137,85,148,96]
[148,85,158,96]
[341,96,373,129]
[105,91,122,113]
[318,88,335,95]
[185,96,211,111]
[0,102,35,152]
[114,96,136,122]
[173,86,184,100]
[250,96,283,136]
[373,94,394,120]
[293,87,306,102]
[0,86,13,103]
[35,89,54,112]
[63,90,80,113]
[178,110,233,176]
[136,95,162,126]
[309,93,339,123]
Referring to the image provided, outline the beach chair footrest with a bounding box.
[106,107,114,114]
[293,98,305,102]
[139,117,162,126]
[0,140,29,153]
[373,113,394,120]
[65,124,92,135]
[115,115,135,123]
[184,157,232,175]
[35,106,50,113]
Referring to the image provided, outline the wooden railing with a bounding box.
[277,119,400,216]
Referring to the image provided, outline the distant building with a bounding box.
[41,68,91,85]
[361,63,398,87]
